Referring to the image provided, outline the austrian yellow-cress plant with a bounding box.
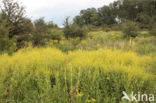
[0,47,155,103]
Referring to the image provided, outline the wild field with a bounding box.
[0,31,155,103]
[0,0,156,102]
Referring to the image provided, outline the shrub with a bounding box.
[111,24,122,31]
[0,22,10,53]
[0,18,17,54]
[48,28,63,41]
[105,28,111,32]
[122,20,138,38]
[63,17,88,39]
[58,38,81,52]
[149,27,156,36]
[32,18,49,46]
[63,24,88,39]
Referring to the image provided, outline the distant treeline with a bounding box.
[73,0,156,28]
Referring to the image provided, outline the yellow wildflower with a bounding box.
[87,98,96,102]
[49,41,53,46]
[81,40,87,45]
[87,99,92,102]
[132,40,135,46]
[86,46,90,49]
[35,72,39,77]
[62,37,66,40]
[44,70,51,75]
[53,40,58,43]
[106,77,110,80]
[76,92,84,97]
[112,33,120,39]
[68,50,72,54]
[76,37,80,41]
[96,44,100,47]
[91,98,96,102]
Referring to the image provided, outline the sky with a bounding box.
[20,0,116,27]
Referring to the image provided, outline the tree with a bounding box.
[48,28,63,42]
[47,21,58,28]
[80,8,97,25]
[98,6,117,25]
[136,13,152,28]
[73,16,85,26]
[73,8,100,26]
[0,0,33,48]
[1,0,25,38]
[90,13,102,26]
[0,16,10,52]
[32,18,48,46]
[73,0,156,28]
[117,0,140,20]
[117,0,156,26]
[122,20,138,38]
[0,14,17,53]
[63,17,88,38]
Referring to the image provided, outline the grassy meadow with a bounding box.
[0,31,155,103]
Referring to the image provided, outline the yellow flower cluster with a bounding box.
[53,40,58,43]
[106,77,110,80]
[81,40,87,45]
[0,47,154,102]
[87,98,96,102]
[111,33,121,39]
[76,92,84,97]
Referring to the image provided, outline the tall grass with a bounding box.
[0,48,155,103]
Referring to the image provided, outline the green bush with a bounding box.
[111,24,122,31]
[58,38,80,52]
[0,24,9,52]
[0,19,17,54]
[122,21,138,38]
[105,28,111,32]
[48,28,63,41]
[149,27,156,36]
[32,18,49,46]
[64,24,88,39]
